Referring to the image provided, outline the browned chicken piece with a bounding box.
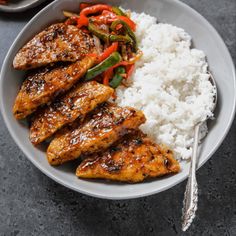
[13,23,96,70]
[30,81,114,145]
[13,56,96,119]
[76,131,180,183]
[47,103,146,165]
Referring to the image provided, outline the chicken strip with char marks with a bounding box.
[13,23,96,70]
[30,81,114,145]
[76,131,180,183]
[13,56,96,119]
[47,103,146,165]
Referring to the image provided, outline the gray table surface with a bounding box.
[0,0,235,235]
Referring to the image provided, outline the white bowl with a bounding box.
[0,0,235,200]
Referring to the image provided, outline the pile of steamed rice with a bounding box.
[115,11,216,160]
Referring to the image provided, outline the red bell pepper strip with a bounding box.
[108,61,135,80]
[118,16,136,31]
[102,62,135,86]
[81,4,112,15]
[86,53,98,58]
[77,4,112,28]
[65,16,78,25]
[77,14,89,28]
[90,10,117,24]
[77,4,136,31]
[126,64,135,79]
[103,68,114,85]
[111,61,132,70]
[90,11,136,31]
[98,42,118,63]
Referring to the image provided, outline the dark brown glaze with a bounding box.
[47,103,146,165]
[13,23,96,70]
[76,130,180,183]
[30,81,114,145]
[13,56,96,119]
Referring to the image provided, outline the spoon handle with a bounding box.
[182,123,201,231]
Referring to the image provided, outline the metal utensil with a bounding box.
[182,73,217,231]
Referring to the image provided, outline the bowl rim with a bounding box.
[0,0,235,200]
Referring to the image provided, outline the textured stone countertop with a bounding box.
[0,0,235,235]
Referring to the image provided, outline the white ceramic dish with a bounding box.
[0,0,46,12]
[0,0,235,200]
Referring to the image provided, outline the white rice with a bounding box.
[116,12,216,160]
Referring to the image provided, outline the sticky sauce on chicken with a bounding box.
[30,81,114,145]
[13,23,96,70]
[76,130,180,183]
[47,103,146,165]
[13,56,96,119]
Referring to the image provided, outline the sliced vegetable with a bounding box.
[109,66,126,88]
[128,50,143,63]
[112,6,127,16]
[88,22,132,43]
[121,44,128,61]
[65,16,78,25]
[88,22,109,42]
[103,68,113,85]
[77,14,89,28]
[63,3,140,81]
[77,4,113,28]
[109,61,136,78]
[111,19,135,39]
[118,16,136,31]
[99,42,118,63]
[86,53,98,58]
[90,10,117,25]
[89,10,135,31]
[85,52,122,81]
[81,4,112,15]
[63,11,79,25]
[126,64,135,79]
[111,19,137,51]
[111,61,131,70]
[63,11,79,18]
[110,34,132,43]
[109,74,123,88]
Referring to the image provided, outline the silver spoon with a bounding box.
[182,72,217,231]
